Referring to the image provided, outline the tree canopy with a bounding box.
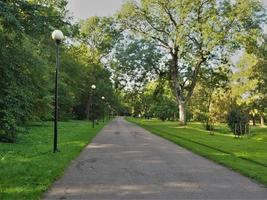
[0,1,121,142]
[0,0,266,142]
[117,0,265,124]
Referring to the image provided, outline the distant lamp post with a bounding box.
[108,104,111,120]
[51,30,64,153]
[101,96,105,123]
[91,84,96,128]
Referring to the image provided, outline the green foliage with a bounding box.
[190,65,230,129]
[119,80,178,120]
[232,46,267,125]
[112,37,164,89]
[148,81,178,120]
[79,16,121,64]
[227,108,249,135]
[1,0,266,142]
[208,89,235,123]
[117,0,265,124]
[0,0,69,142]
[0,2,121,142]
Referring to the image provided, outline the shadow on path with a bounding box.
[43,117,267,200]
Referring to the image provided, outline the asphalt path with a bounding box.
[44,117,267,200]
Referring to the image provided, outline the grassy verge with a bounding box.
[0,120,110,200]
[127,117,267,186]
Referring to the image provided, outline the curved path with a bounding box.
[44,117,267,200]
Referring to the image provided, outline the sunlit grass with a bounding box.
[127,117,267,186]
[0,120,109,200]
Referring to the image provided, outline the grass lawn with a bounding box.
[127,117,267,186]
[0,120,109,200]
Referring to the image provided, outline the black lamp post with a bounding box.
[91,84,96,128]
[101,96,105,123]
[51,30,64,153]
[108,104,111,120]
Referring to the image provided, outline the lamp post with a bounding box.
[101,96,105,123]
[91,84,96,128]
[108,104,111,120]
[51,30,64,153]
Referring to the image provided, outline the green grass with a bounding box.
[127,117,267,186]
[0,120,109,200]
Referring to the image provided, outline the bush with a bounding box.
[197,112,215,131]
[227,108,249,136]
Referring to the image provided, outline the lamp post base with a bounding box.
[53,149,60,153]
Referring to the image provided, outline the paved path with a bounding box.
[44,117,267,200]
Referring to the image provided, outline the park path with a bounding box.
[44,117,267,200]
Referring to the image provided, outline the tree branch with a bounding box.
[185,57,207,101]
[161,3,177,27]
[123,21,172,51]
[139,10,170,35]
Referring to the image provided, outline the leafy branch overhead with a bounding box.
[79,16,121,64]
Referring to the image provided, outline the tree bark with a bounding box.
[260,115,265,127]
[179,102,186,125]
[252,117,256,126]
[169,50,187,125]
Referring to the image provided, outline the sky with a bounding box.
[67,0,127,21]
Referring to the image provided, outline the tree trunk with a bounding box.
[260,115,265,127]
[169,53,186,125]
[179,102,186,125]
[252,116,256,126]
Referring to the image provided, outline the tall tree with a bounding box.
[189,65,230,129]
[69,16,122,120]
[233,36,267,126]
[0,0,68,142]
[118,0,265,124]
[79,16,121,64]
[253,35,267,126]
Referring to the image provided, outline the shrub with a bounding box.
[227,108,249,136]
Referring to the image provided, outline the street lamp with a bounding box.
[101,96,105,123]
[91,84,96,128]
[107,104,111,120]
[51,30,64,153]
